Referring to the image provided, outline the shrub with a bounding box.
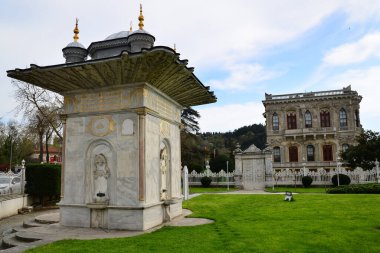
[25,164,61,204]
[327,183,380,194]
[331,174,351,186]
[301,176,313,188]
[200,176,212,187]
[188,163,204,173]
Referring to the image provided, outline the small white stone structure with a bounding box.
[7,7,216,231]
[234,144,272,190]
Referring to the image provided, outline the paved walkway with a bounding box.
[0,208,58,239]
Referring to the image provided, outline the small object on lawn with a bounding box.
[284,191,293,201]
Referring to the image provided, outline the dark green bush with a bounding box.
[327,183,380,194]
[331,174,351,186]
[25,164,61,199]
[301,176,313,188]
[200,176,212,187]
[188,163,204,173]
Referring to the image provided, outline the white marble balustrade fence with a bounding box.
[188,167,378,187]
[188,170,235,186]
[272,167,377,186]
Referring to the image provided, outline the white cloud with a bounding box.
[322,66,380,131]
[339,0,380,23]
[3,0,380,130]
[208,63,282,90]
[197,102,265,133]
[323,32,380,66]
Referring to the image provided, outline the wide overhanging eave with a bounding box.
[7,46,217,107]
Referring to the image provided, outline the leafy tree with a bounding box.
[181,107,200,134]
[342,130,380,170]
[209,154,234,172]
[0,120,34,168]
[13,80,63,141]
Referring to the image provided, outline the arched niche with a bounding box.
[159,139,171,201]
[85,139,116,205]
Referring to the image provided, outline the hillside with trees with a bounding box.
[181,107,266,173]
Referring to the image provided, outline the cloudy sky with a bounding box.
[1,0,380,133]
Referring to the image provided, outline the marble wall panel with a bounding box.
[116,177,138,206]
[60,207,90,227]
[107,209,143,230]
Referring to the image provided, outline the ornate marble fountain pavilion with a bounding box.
[7,6,216,230]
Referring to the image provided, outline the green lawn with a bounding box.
[266,186,330,193]
[189,187,237,194]
[27,194,380,253]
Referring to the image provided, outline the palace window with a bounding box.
[342,144,349,153]
[273,147,281,162]
[287,112,297,129]
[339,108,347,128]
[320,110,330,127]
[307,145,315,161]
[304,110,312,128]
[272,113,279,131]
[323,145,333,161]
[289,146,298,162]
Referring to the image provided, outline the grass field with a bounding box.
[265,186,330,193]
[27,194,380,253]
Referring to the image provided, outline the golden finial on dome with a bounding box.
[138,4,144,30]
[73,18,79,42]
[130,21,133,32]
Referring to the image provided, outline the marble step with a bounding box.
[2,235,31,248]
[22,220,42,228]
[34,213,59,225]
[15,232,42,243]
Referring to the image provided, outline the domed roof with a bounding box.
[104,31,130,40]
[129,29,152,35]
[65,41,86,49]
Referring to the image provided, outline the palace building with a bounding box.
[263,85,362,171]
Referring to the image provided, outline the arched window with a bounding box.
[342,144,349,153]
[305,110,312,128]
[320,110,330,127]
[273,147,281,162]
[287,112,297,129]
[355,110,360,127]
[307,145,315,161]
[339,108,347,128]
[323,145,333,161]
[272,113,279,131]
[289,146,298,162]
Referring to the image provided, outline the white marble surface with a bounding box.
[61,84,183,231]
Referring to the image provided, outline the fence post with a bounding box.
[183,166,189,200]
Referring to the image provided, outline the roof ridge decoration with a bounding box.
[73,18,79,42]
[138,4,144,30]
[243,144,261,153]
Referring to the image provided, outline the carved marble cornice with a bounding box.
[263,94,361,106]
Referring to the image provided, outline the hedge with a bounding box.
[25,164,61,197]
[301,176,313,188]
[331,174,351,186]
[201,176,212,187]
[327,183,380,194]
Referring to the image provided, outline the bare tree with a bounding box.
[13,80,63,141]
